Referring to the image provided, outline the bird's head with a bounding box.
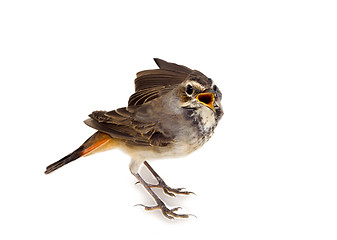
[178,72,223,120]
[130,58,224,123]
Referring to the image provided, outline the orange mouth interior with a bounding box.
[196,92,215,111]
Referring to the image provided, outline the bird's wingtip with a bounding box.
[153,58,165,67]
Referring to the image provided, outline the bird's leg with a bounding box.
[133,172,190,219]
[143,161,194,197]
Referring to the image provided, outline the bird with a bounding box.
[44,58,223,219]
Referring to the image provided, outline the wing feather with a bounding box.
[128,87,171,106]
[134,71,187,91]
[84,107,174,147]
[128,59,193,106]
[84,59,195,146]
[154,58,192,74]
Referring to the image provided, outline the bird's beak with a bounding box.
[196,92,215,112]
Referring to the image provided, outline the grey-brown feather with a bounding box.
[129,59,194,106]
[84,58,222,151]
[154,58,192,74]
[84,106,174,147]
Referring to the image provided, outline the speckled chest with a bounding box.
[182,107,217,150]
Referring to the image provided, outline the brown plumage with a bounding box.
[45,58,223,219]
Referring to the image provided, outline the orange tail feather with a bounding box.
[45,132,113,174]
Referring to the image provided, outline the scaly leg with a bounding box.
[143,161,195,197]
[133,172,190,219]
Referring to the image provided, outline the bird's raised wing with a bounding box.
[128,58,193,106]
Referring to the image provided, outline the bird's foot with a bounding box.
[148,180,195,197]
[140,161,195,197]
[135,180,195,197]
[135,200,193,219]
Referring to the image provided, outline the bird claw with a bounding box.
[148,181,195,197]
[135,181,195,197]
[135,202,192,219]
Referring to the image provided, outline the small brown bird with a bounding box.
[45,58,223,219]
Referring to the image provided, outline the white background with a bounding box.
[1,0,336,239]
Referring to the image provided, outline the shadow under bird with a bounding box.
[45,58,223,219]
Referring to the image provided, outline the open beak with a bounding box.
[196,92,215,112]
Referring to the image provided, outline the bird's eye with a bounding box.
[186,84,193,95]
[213,85,218,91]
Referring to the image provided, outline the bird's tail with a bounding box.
[44,131,114,174]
